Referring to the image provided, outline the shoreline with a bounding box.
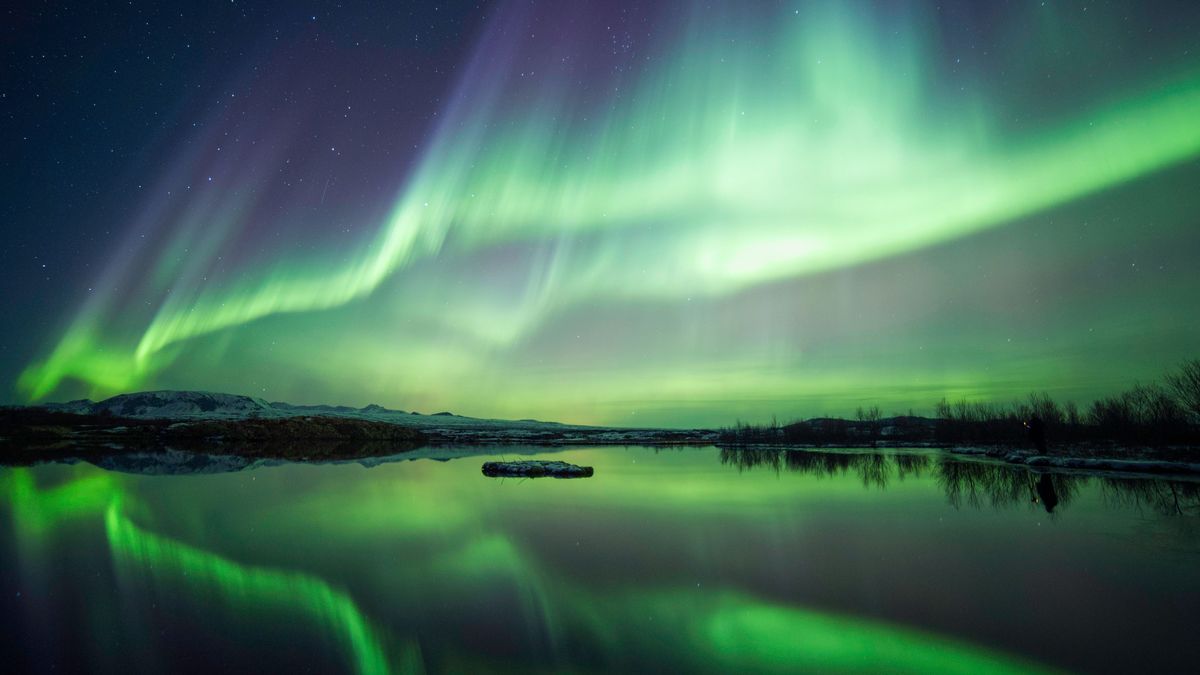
[4,439,1199,481]
[3,406,1199,479]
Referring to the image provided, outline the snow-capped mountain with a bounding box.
[52,390,277,419]
[31,389,716,444]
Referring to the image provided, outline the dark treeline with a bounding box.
[719,447,1200,517]
[719,359,1200,450]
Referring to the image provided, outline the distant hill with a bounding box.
[88,390,274,418]
[46,390,408,421]
[23,389,717,446]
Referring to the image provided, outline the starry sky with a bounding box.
[3,1,1199,427]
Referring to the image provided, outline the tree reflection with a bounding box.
[1097,477,1200,517]
[720,448,1199,516]
[936,461,1081,513]
[721,448,932,489]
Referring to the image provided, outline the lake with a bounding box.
[2,446,1198,674]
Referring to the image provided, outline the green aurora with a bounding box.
[13,2,1200,425]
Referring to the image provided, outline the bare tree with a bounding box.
[1166,358,1200,422]
[1028,392,1063,426]
[1064,400,1081,428]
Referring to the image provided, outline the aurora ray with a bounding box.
[10,1,1200,425]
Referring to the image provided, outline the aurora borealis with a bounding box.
[5,2,1200,425]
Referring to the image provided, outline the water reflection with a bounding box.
[0,467,409,674]
[3,447,1199,673]
[719,447,1200,516]
[105,503,409,675]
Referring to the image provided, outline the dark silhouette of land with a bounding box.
[0,408,426,462]
[2,359,1198,474]
[718,359,1200,456]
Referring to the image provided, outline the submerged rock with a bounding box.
[482,460,594,478]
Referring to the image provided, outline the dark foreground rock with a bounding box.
[482,460,594,478]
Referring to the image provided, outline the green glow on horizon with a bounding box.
[16,3,1200,425]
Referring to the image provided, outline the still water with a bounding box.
[2,446,1198,674]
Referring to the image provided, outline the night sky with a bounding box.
[3,1,1199,426]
